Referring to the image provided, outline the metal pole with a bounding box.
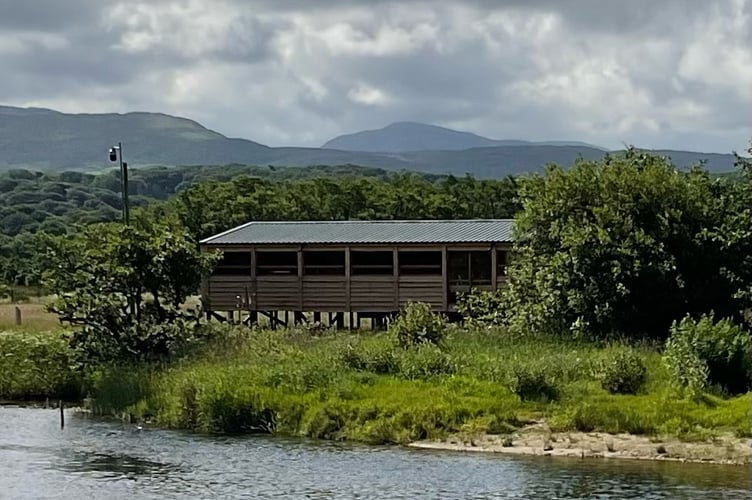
[118,142,130,225]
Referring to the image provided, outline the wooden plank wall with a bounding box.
[203,243,512,313]
[397,276,444,310]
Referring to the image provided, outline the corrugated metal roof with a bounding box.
[200,219,515,245]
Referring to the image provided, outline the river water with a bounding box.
[1,407,750,499]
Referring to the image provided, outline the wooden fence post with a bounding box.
[14,306,21,326]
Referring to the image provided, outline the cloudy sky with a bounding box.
[1,0,750,152]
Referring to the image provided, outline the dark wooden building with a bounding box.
[200,219,514,327]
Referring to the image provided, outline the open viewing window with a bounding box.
[497,250,510,278]
[398,251,442,275]
[213,251,252,276]
[303,250,346,275]
[256,251,297,276]
[351,250,394,275]
[448,250,491,286]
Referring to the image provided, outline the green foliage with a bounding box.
[510,364,559,402]
[389,302,448,349]
[456,289,506,326]
[0,331,82,400]
[0,166,520,290]
[41,219,219,365]
[599,348,647,395]
[664,315,751,396]
[503,150,752,339]
[340,337,398,374]
[6,324,747,444]
[340,334,455,380]
[396,344,456,380]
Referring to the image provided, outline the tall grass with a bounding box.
[87,325,751,443]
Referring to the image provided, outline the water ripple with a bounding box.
[1,407,750,500]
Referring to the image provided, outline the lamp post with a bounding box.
[109,142,130,225]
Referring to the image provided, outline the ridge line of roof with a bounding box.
[199,220,257,244]
[216,218,514,225]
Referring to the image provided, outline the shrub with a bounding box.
[389,302,447,349]
[510,364,559,402]
[340,338,398,374]
[600,349,647,395]
[664,335,708,399]
[0,331,82,400]
[664,315,751,395]
[396,344,456,380]
[456,289,505,326]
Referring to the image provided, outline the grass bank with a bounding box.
[2,325,748,462]
[85,326,750,449]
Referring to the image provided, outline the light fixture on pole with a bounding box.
[109,142,130,225]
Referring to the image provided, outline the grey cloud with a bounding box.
[0,0,749,153]
[0,0,105,31]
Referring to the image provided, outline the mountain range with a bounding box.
[322,121,606,152]
[0,105,739,178]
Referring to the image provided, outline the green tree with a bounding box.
[41,218,219,365]
[503,150,751,339]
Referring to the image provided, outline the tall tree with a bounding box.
[42,217,219,365]
[503,150,751,339]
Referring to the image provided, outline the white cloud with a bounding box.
[0,0,749,152]
[347,84,390,105]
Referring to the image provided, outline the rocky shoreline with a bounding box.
[410,423,752,466]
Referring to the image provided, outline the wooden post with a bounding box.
[441,245,448,311]
[15,306,21,326]
[297,247,304,311]
[313,312,321,324]
[490,244,498,290]
[59,400,64,430]
[345,246,351,313]
[393,247,399,310]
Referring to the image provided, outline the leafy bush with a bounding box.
[510,364,559,402]
[389,302,447,349]
[456,289,505,326]
[396,344,456,380]
[340,339,397,374]
[502,152,752,340]
[664,315,751,396]
[599,349,647,394]
[0,331,82,400]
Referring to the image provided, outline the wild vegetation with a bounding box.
[501,150,752,339]
[5,321,747,444]
[1,149,749,455]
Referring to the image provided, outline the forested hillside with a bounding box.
[0,106,740,176]
[2,150,747,296]
[0,164,518,290]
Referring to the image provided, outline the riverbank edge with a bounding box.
[3,401,748,466]
[409,424,752,466]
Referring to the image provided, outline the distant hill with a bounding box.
[0,106,739,177]
[322,121,606,152]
